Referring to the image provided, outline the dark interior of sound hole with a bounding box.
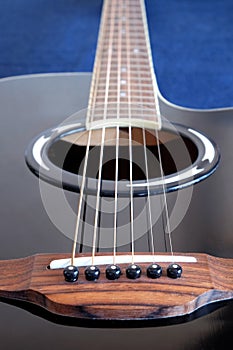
[47,128,198,181]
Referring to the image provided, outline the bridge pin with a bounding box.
[147,263,162,278]
[63,265,79,282]
[126,264,141,279]
[167,263,182,279]
[105,264,122,280]
[85,265,100,281]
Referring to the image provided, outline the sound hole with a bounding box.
[47,127,198,181]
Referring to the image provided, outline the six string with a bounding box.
[71,0,108,264]
[112,1,124,265]
[91,0,116,266]
[71,129,92,265]
[71,0,174,266]
[125,2,136,265]
[140,0,174,260]
[155,130,174,261]
[133,1,156,261]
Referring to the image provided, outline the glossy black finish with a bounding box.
[105,264,122,280]
[167,263,182,279]
[85,265,101,281]
[147,263,163,278]
[63,265,79,282]
[0,74,233,349]
[126,264,142,279]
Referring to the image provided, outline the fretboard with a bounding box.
[87,0,161,130]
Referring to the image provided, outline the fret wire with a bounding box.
[97,76,153,80]
[99,57,150,63]
[104,15,143,18]
[102,41,148,46]
[104,16,144,19]
[94,96,157,101]
[105,17,144,22]
[91,109,157,114]
[105,21,146,28]
[97,63,153,68]
[98,75,153,80]
[96,93,155,98]
[96,90,155,94]
[96,84,155,89]
[101,33,145,41]
[98,67,153,71]
[100,49,149,54]
[98,56,150,61]
[91,103,157,109]
[90,108,157,114]
[95,96,156,101]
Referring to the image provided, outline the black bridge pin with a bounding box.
[85,265,100,281]
[147,263,162,279]
[105,264,122,280]
[126,264,141,279]
[167,263,182,279]
[63,265,79,282]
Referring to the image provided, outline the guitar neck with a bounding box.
[86,0,161,129]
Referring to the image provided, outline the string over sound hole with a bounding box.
[48,127,198,186]
[26,123,220,196]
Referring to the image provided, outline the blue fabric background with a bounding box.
[0,0,233,109]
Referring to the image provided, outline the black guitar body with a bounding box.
[0,73,232,349]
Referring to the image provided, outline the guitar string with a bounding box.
[79,193,87,254]
[72,0,174,266]
[161,198,168,252]
[71,130,92,265]
[112,0,123,266]
[71,0,108,265]
[91,126,106,265]
[140,0,174,260]
[125,2,135,264]
[132,2,156,261]
[113,125,119,265]
[142,128,155,259]
[155,128,174,261]
[96,195,102,253]
[91,0,116,266]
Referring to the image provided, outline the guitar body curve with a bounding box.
[0,73,232,349]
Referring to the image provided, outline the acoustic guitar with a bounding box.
[0,0,232,349]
